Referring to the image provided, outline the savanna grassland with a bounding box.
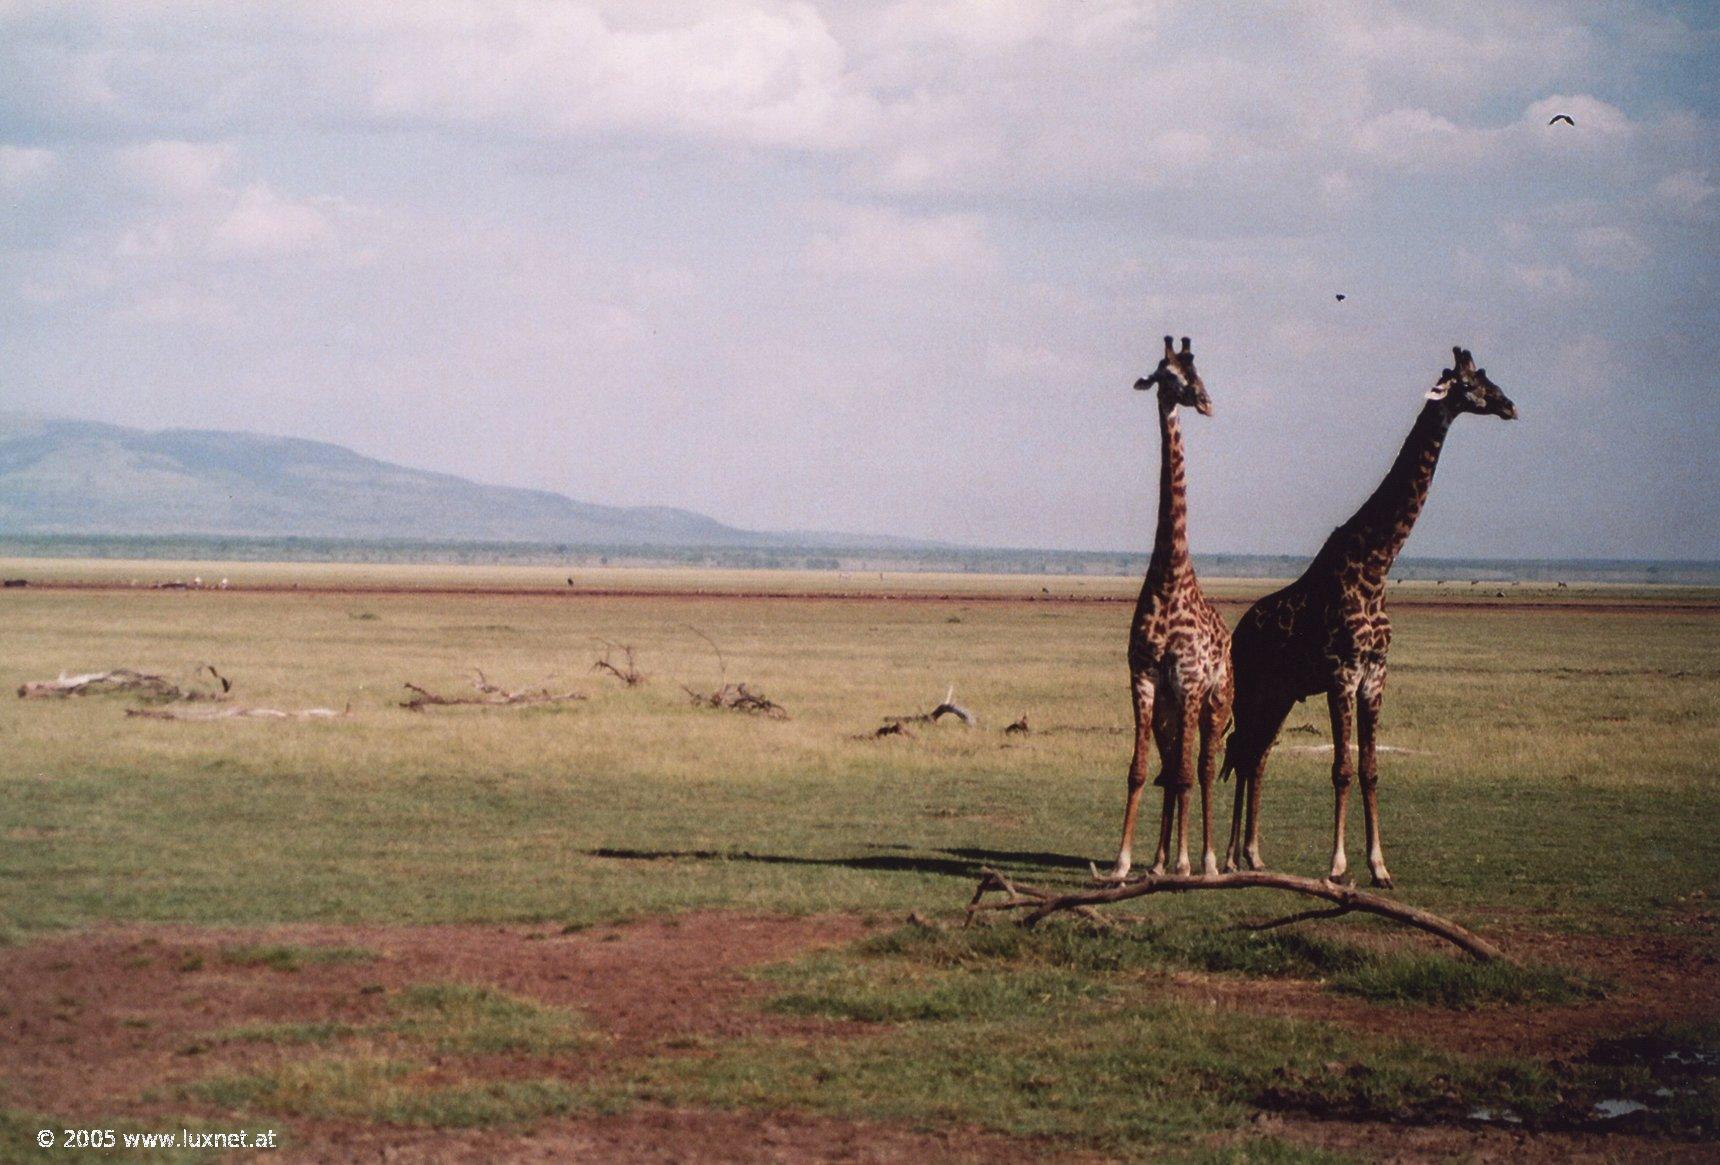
[1,562,1716,1163]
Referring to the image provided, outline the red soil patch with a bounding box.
[0,914,871,1115]
[297,1108,1095,1164]
[2,913,1714,1163]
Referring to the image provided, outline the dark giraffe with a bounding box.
[1223,347,1516,886]
[1098,336,1234,881]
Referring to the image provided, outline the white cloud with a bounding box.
[117,140,236,199]
[0,144,59,191]
[210,184,335,259]
[1572,225,1648,273]
[1655,170,1716,219]
[800,203,995,280]
[361,2,869,150]
[1512,263,1586,297]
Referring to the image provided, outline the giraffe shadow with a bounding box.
[586,844,1094,882]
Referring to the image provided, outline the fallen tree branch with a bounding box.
[591,640,646,687]
[1227,905,1355,933]
[127,704,350,721]
[964,867,1514,964]
[683,682,788,719]
[18,665,231,702]
[879,686,977,732]
[400,670,587,712]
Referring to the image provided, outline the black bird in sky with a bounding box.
[1334,293,1346,301]
[1548,114,1575,126]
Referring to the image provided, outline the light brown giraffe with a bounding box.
[1098,336,1234,881]
[1222,347,1517,886]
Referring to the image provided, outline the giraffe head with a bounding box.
[1426,347,1516,419]
[1134,335,1211,415]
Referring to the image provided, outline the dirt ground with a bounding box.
[1,913,1713,1163]
[13,578,1713,616]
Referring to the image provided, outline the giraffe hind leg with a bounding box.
[1225,691,1296,872]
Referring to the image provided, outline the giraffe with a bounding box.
[1222,347,1516,886]
[1097,336,1234,882]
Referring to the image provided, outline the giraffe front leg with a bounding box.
[1170,702,1200,876]
[1097,677,1155,883]
[1199,697,1227,877]
[1357,675,1392,888]
[1326,686,1357,883]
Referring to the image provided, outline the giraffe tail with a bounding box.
[1218,753,1236,784]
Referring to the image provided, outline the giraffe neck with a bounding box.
[1145,401,1191,593]
[1325,400,1455,588]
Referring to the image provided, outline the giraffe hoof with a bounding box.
[1325,871,1353,887]
[1091,861,1130,884]
[1370,873,1395,890]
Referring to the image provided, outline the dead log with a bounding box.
[127,704,350,721]
[592,641,646,686]
[18,665,230,702]
[683,682,788,719]
[1004,715,1031,734]
[964,867,1515,964]
[400,670,587,712]
[880,686,977,732]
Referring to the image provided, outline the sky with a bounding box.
[1,1,1716,559]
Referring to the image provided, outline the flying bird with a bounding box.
[1548,114,1575,126]
[1335,293,1346,302]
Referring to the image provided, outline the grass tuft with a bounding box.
[385,983,592,1054]
[186,1055,590,1128]
[861,922,1597,1008]
[217,944,378,972]
[211,1020,357,1046]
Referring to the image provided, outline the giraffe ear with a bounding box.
[1426,373,1452,401]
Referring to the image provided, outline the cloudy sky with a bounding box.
[2,1,1715,558]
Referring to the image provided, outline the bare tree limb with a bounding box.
[682,624,727,689]
[964,867,1515,964]
[400,670,587,712]
[683,682,788,719]
[18,666,231,703]
[592,640,646,686]
[1227,905,1355,933]
[127,704,350,721]
[880,686,977,732]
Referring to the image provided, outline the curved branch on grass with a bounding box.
[964,867,1515,965]
[400,671,587,712]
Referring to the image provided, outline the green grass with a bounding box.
[185,1056,589,1128]
[852,922,1600,1008]
[203,983,591,1057]
[208,1020,358,1047]
[625,938,1711,1159]
[384,983,593,1054]
[0,563,1715,1158]
[217,944,377,972]
[0,573,1713,939]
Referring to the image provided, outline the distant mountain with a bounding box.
[0,413,814,547]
